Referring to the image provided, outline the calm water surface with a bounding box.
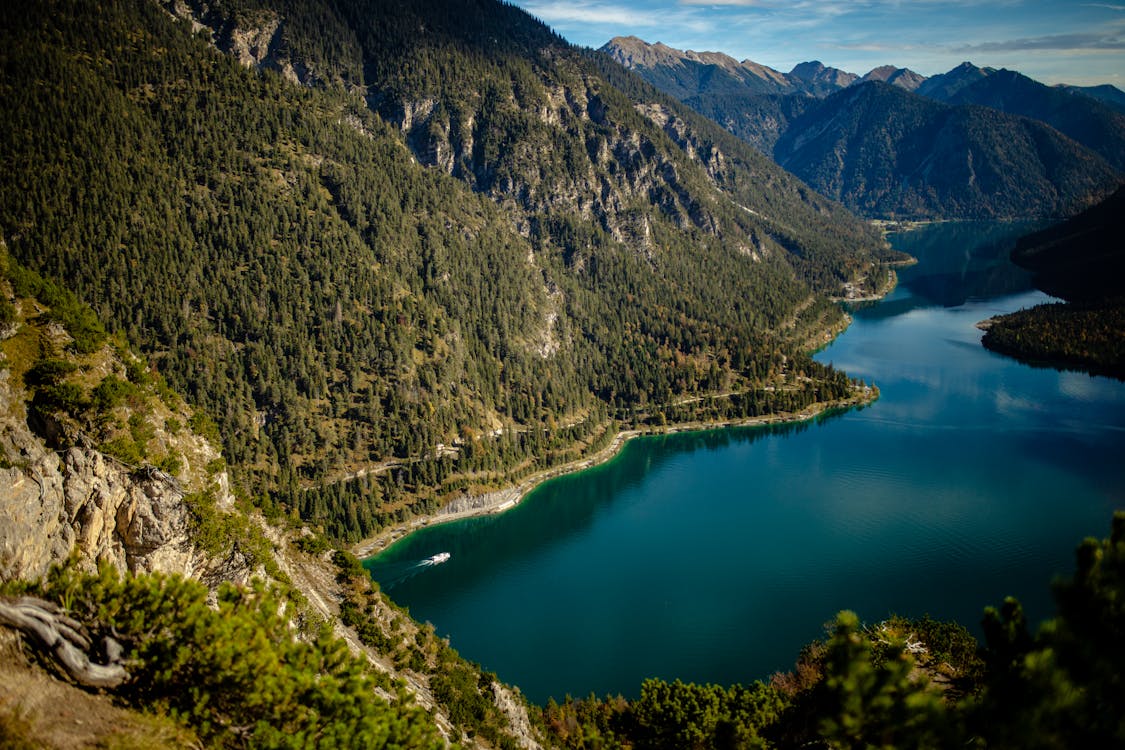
[367,221,1125,704]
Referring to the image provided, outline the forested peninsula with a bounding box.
[981,186,1125,379]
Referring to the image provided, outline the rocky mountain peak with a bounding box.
[915,60,995,99]
[602,35,682,68]
[861,65,926,91]
[789,60,859,92]
[789,60,827,78]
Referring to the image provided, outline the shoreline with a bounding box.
[352,387,877,560]
[352,259,894,562]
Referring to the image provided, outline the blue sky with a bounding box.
[511,0,1125,88]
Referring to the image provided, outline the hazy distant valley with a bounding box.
[603,36,1124,220]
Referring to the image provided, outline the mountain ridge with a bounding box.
[932,68,1125,170]
[603,37,1124,219]
[771,81,1120,219]
[602,36,1125,105]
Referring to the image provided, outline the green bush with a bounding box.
[34,382,89,415]
[23,358,78,387]
[99,436,146,466]
[294,532,331,556]
[38,564,443,750]
[188,411,222,448]
[155,452,183,476]
[630,678,786,749]
[0,297,16,325]
[91,374,137,412]
[127,412,154,454]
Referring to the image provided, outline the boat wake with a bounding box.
[370,552,451,589]
[421,552,451,566]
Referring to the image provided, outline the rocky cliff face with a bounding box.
[0,253,245,586]
[160,0,357,87]
[0,366,244,585]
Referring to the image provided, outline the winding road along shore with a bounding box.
[352,386,877,560]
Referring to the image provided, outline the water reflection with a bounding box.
[369,410,853,592]
[853,220,1045,320]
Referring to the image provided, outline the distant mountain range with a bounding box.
[602,36,861,98]
[603,37,1125,219]
[927,67,1125,170]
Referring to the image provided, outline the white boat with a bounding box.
[424,552,451,565]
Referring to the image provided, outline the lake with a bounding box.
[366,221,1125,705]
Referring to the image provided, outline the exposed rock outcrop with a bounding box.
[159,0,353,88]
[0,365,244,586]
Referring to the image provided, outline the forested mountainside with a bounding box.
[926,67,1125,171]
[318,0,889,289]
[677,82,1118,220]
[1010,185,1125,302]
[680,93,813,161]
[770,82,1119,219]
[981,186,1125,378]
[0,243,551,749]
[0,0,894,541]
[608,38,1124,220]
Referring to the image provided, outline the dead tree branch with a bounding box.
[0,596,128,689]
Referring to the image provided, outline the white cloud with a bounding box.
[954,29,1125,52]
[678,0,765,6]
[521,1,653,25]
[829,41,923,52]
[522,0,712,31]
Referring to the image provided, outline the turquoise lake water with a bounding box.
[367,221,1125,704]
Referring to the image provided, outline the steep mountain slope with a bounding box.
[0,246,244,584]
[0,0,890,541]
[933,69,1125,170]
[343,5,888,283]
[773,82,1121,218]
[683,92,815,155]
[0,246,544,748]
[1009,184,1125,302]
